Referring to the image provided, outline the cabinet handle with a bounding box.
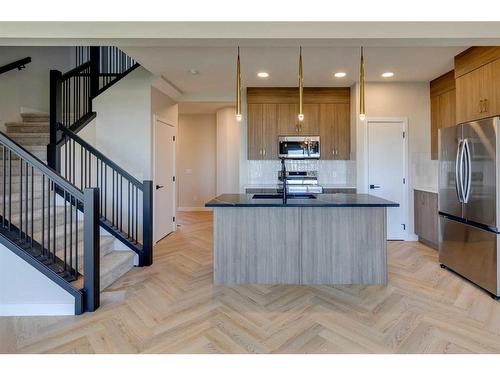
[259,149,262,155]
[263,149,266,156]
[484,99,489,113]
[479,100,484,113]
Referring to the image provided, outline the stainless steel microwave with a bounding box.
[278,136,320,159]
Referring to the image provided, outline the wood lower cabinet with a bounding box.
[414,189,438,250]
[430,70,456,160]
[248,87,350,160]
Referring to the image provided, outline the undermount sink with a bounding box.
[252,194,317,200]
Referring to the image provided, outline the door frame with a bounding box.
[152,114,177,244]
[364,117,411,240]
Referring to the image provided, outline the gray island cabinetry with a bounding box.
[205,194,399,285]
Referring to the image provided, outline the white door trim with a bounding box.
[364,117,411,241]
[152,114,177,244]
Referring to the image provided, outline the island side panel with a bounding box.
[213,207,301,284]
[300,207,387,284]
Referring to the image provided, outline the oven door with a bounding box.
[278,136,320,159]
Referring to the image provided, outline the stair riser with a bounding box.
[5,123,49,134]
[20,114,50,123]
[5,134,49,146]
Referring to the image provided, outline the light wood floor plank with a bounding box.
[2,211,500,354]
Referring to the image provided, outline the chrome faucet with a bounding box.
[281,157,287,204]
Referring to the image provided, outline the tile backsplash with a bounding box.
[411,152,438,189]
[247,160,356,186]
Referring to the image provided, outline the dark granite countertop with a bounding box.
[205,193,399,208]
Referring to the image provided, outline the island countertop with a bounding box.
[205,193,399,208]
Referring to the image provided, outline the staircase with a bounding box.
[3,112,135,291]
[0,46,151,314]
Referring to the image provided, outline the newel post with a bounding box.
[89,46,100,104]
[141,180,154,266]
[83,188,100,312]
[48,69,62,172]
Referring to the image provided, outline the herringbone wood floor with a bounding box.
[2,211,500,353]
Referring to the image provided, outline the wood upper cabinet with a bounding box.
[430,70,456,160]
[319,103,350,160]
[455,47,500,124]
[248,87,350,160]
[247,103,278,160]
[278,103,299,136]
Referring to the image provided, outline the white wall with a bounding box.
[93,67,154,181]
[354,82,434,237]
[0,245,75,316]
[216,107,240,194]
[177,114,217,209]
[0,46,73,130]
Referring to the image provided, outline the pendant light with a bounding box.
[236,46,242,122]
[298,46,304,122]
[359,47,366,121]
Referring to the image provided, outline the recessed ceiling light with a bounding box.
[189,69,199,75]
[381,72,394,78]
[257,72,269,78]
[334,72,347,78]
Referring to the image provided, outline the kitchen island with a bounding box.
[206,193,399,285]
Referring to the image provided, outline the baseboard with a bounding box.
[405,234,419,241]
[177,207,213,212]
[0,303,75,316]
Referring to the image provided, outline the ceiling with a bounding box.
[125,46,466,101]
[178,102,233,114]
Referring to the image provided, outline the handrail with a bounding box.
[0,131,83,200]
[0,131,100,313]
[55,124,153,266]
[60,61,91,81]
[0,57,31,75]
[58,125,143,189]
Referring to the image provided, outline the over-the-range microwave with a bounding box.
[278,136,320,159]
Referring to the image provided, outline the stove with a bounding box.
[278,170,323,194]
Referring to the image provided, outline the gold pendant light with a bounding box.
[236,46,242,122]
[359,47,366,121]
[298,46,304,122]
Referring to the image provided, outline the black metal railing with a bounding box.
[0,57,32,76]
[49,46,139,169]
[57,125,153,266]
[74,46,137,93]
[0,131,101,314]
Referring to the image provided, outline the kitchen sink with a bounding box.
[252,194,317,200]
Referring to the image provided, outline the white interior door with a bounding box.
[154,117,176,243]
[367,120,407,240]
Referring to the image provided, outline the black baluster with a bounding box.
[64,191,67,273]
[19,159,22,239]
[135,187,138,243]
[42,175,45,258]
[120,176,123,231]
[2,146,5,228]
[128,181,130,237]
[30,166,34,247]
[112,170,115,225]
[47,179,51,261]
[69,194,73,276]
[8,150,12,231]
[25,161,28,243]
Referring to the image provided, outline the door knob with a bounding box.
[156,185,164,190]
[369,184,381,189]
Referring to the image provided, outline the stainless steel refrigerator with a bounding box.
[439,116,500,299]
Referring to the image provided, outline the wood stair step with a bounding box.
[20,113,49,123]
[71,250,135,291]
[4,122,49,133]
[4,133,50,146]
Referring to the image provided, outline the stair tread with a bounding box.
[71,250,135,291]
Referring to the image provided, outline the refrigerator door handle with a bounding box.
[455,139,464,203]
[463,138,472,203]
